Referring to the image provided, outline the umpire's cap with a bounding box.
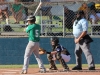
[76,10,85,15]
[26,15,36,21]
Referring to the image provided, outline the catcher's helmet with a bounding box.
[51,37,59,44]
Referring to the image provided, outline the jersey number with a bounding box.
[35,30,39,37]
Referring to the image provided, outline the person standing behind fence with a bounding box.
[11,0,26,24]
[78,3,89,20]
[40,0,52,24]
[21,0,34,16]
[0,0,9,24]
[21,15,46,74]
[64,6,75,31]
[72,10,95,70]
[89,9,100,34]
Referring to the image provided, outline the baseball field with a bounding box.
[0,64,100,75]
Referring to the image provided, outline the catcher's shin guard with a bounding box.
[47,54,57,70]
[47,54,53,60]
[49,60,57,70]
[59,58,69,70]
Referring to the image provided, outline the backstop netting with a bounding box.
[0,0,100,37]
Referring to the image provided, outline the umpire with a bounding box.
[72,10,95,70]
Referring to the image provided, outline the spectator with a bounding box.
[88,2,96,11]
[40,0,52,24]
[11,0,26,24]
[89,9,100,34]
[89,9,100,24]
[0,0,9,24]
[78,3,89,20]
[64,6,75,30]
[21,0,34,16]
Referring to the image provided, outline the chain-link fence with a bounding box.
[0,0,100,37]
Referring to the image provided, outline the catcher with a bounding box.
[39,37,71,71]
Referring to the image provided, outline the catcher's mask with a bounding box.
[51,37,59,46]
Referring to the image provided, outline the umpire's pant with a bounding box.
[75,39,95,68]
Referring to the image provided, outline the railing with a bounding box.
[90,24,100,36]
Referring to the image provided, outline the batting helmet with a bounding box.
[26,15,36,21]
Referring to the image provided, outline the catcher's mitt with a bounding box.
[39,48,46,55]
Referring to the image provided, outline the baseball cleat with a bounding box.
[72,66,82,70]
[88,67,95,70]
[49,67,58,70]
[21,70,27,74]
[39,68,46,73]
[63,68,69,72]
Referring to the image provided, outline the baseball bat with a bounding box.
[34,2,42,16]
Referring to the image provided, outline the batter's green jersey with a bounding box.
[26,24,41,42]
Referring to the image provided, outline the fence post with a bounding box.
[63,5,65,37]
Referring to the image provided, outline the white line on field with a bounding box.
[2,72,17,74]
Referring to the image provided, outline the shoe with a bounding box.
[72,66,82,70]
[49,67,58,70]
[49,66,58,70]
[21,70,27,74]
[39,68,46,73]
[63,66,69,71]
[63,68,69,71]
[89,67,95,70]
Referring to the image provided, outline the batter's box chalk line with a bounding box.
[69,70,100,72]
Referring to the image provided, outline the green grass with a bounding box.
[0,64,100,69]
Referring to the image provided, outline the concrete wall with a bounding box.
[0,37,99,64]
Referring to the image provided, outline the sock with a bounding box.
[6,18,9,25]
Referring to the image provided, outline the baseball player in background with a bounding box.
[21,15,46,74]
[47,37,71,71]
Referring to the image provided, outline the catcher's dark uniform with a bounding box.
[47,44,70,70]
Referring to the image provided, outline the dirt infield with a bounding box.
[0,68,100,75]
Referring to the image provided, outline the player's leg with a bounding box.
[21,41,34,74]
[16,11,23,24]
[11,11,18,24]
[72,43,82,70]
[80,41,95,70]
[3,10,9,24]
[47,54,57,70]
[56,53,69,71]
[0,9,2,19]
[33,42,46,72]
[61,54,71,62]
